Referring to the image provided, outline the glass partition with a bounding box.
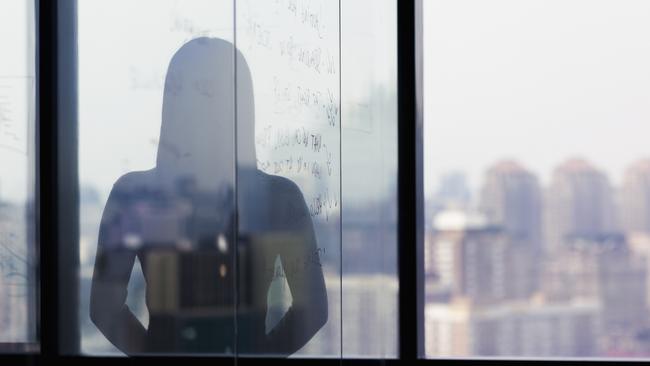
[0,0,38,352]
[78,0,236,355]
[235,0,341,357]
[340,0,398,358]
[78,0,397,358]
[78,0,342,357]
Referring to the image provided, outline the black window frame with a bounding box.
[3,0,647,365]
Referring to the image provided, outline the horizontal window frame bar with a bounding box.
[3,354,650,366]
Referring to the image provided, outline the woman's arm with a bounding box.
[89,178,148,355]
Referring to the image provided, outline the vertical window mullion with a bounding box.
[397,0,424,361]
[38,0,79,358]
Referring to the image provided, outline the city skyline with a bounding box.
[430,157,650,206]
[426,155,650,357]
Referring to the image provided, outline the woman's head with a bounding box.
[157,37,256,191]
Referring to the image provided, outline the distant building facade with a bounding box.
[425,298,599,357]
[480,160,542,249]
[544,158,618,253]
[541,237,648,352]
[620,159,650,235]
[426,209,534,304]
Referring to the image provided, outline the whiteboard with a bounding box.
[236,0,341,356]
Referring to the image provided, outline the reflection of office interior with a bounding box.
[92,175,333,354]
[99,186,238,353]
[79,180,397,355]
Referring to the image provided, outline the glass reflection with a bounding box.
[90,38,327,356]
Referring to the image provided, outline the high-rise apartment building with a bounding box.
[478,160,542,296]
[425,297,599,357]
[544,158,617,253]
[620,159,650,234]
[427,209,525,304]
[480,160,542,249]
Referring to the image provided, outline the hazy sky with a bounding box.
[424,0,650,197]
[5,1,650,202]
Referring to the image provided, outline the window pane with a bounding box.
[78,1,235,355]
[341,0,398,358]
[234,0,341,357]
[79,0,350,357]
[0,0,37,351]
[79,0,397,358]
[423,0,650,359]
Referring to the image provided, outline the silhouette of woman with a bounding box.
[90,37,328,356]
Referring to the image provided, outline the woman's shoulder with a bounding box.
[259,171,313,222]
[109,169,157,199]
[249,170,305,200]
